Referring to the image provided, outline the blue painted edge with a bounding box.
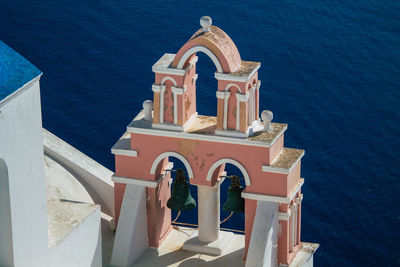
[0,41,42,102]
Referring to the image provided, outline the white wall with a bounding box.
[43,129,115,217]
[0,158,14,266]
[48,206,102,267]
[0,78,50,266]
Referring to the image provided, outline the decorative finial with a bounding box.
[261,110,273,132]
[200,16,212,32]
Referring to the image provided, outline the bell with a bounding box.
[222,175,245,213]
[167,169,196,211]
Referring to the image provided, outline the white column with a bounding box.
[152,84,166,123]
[171,86,187,125]
[216,91,230,130]
[236,92,249,131]
[197,184,220,243]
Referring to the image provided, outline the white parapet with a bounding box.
[43,128,115,217]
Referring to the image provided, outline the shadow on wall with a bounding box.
[0,158,14,266]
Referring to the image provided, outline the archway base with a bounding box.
[182,230,236,256]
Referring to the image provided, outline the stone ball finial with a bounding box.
[143,100,153,121]
[200,16,212,32]
[261,110,273,132]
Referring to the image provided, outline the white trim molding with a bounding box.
[278,210,291,221]
[129,123,285,147]
[161,76,177,86]
[152,53,198,76]
[150,152,194,178]
[177,46,223,73]
[112,175,158,188]
[224,83,242,93]
[128,111,287,148]
[214,129,248,138]
[241,179,304,204]
[112,163,173,188]
[111,148,138,157]
[206,158,251,186]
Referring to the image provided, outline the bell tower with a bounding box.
[111,16,318,267]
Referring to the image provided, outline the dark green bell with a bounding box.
[222,175,245,213]
[167,169,196,211]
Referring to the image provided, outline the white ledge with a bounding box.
[112,162,173,188]
[111,133,138,157]
[111,149,138,157]
[241,179,304,204]
[152,53,198,76]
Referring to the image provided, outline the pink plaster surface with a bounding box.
[126,133,278,188]
[155,69,197,125]
[244,199,257,260]
[146,169,172,247]
[287,162,302,193]
[163,81,174,124]
[270,135,284,163]
[172,26,242,73]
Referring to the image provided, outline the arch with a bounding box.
[177,46,223,73]
[224,83,242,93]
[150,152,194,179]
[171,26,242,73]
[0,158,14,266]
[161,76,177,86]
[206,158,251,186]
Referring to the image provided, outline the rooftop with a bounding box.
[0,41,42,102]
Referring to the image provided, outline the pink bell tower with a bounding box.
[110,16,318,267]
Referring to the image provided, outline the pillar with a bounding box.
[197,184,220,242]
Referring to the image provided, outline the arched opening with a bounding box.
[0,158,14,266]
[150,152,197,226]
[219,163,247,233]
[167,157,198,226]
[193,52,219,117]
[205,158,250,234]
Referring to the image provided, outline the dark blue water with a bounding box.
[1,1,399,266]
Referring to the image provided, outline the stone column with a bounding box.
[197,183,221,242]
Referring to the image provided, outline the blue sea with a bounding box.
[1,1,399,266]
